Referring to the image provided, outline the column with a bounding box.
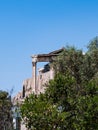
[50,67,54,79]
[32,55,37,94]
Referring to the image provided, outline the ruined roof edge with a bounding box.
[31,47,65,58]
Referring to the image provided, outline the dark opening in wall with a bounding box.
[43,63,50,73]
[23,86,25,98]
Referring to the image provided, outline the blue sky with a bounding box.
[0,0,98,95]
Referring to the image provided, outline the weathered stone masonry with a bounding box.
[13,48,64,105]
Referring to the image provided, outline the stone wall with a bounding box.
[12,63,54,105]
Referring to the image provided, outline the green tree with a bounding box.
[21,37,98,130]
[0,90,13,130]
[86,36,98,76]
[45,73,98,130]
[21,73,98,130]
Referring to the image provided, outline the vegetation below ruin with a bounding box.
[0,91,13,130]
[20,37,98,130]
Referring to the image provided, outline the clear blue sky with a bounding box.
[0,0,98,95]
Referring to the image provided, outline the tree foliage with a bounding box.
[21,37,98,130]
[0,90,13,130]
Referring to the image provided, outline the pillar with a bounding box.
[32,55,37,94]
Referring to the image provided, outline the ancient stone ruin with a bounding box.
[13,48,64,105]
